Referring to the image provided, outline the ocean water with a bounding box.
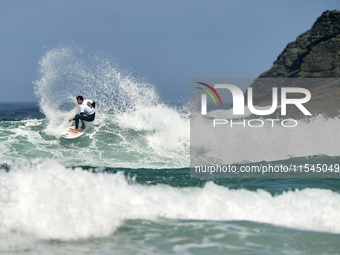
[1,46,340,255]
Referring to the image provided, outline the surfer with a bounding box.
[69,96,96,133]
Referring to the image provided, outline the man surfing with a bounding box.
[69,96,96,133]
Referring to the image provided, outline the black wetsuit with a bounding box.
[73,99,96,129]
[73,112,95,129]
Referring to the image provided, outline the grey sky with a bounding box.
[0,0,339,102]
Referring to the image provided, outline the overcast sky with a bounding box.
[0,0,339,102]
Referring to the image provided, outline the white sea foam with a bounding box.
[116,104,189,160]
[1,45,338,169]
[30,45,190,167]
[1,159,339,243]
[34,45,161,135]
[4,112,340,168]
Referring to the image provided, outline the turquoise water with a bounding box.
[1,46,340,254]
[1,104,340,255]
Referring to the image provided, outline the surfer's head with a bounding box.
[76,95,83,105]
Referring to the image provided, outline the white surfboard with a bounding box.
[60,126,84,139]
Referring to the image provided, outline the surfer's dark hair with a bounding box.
[77,96,83,101]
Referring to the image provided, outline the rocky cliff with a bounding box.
[249,10,340,117]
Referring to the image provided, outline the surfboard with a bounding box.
[60,126,84,139]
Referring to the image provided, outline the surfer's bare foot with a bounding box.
[70,128,78,133]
